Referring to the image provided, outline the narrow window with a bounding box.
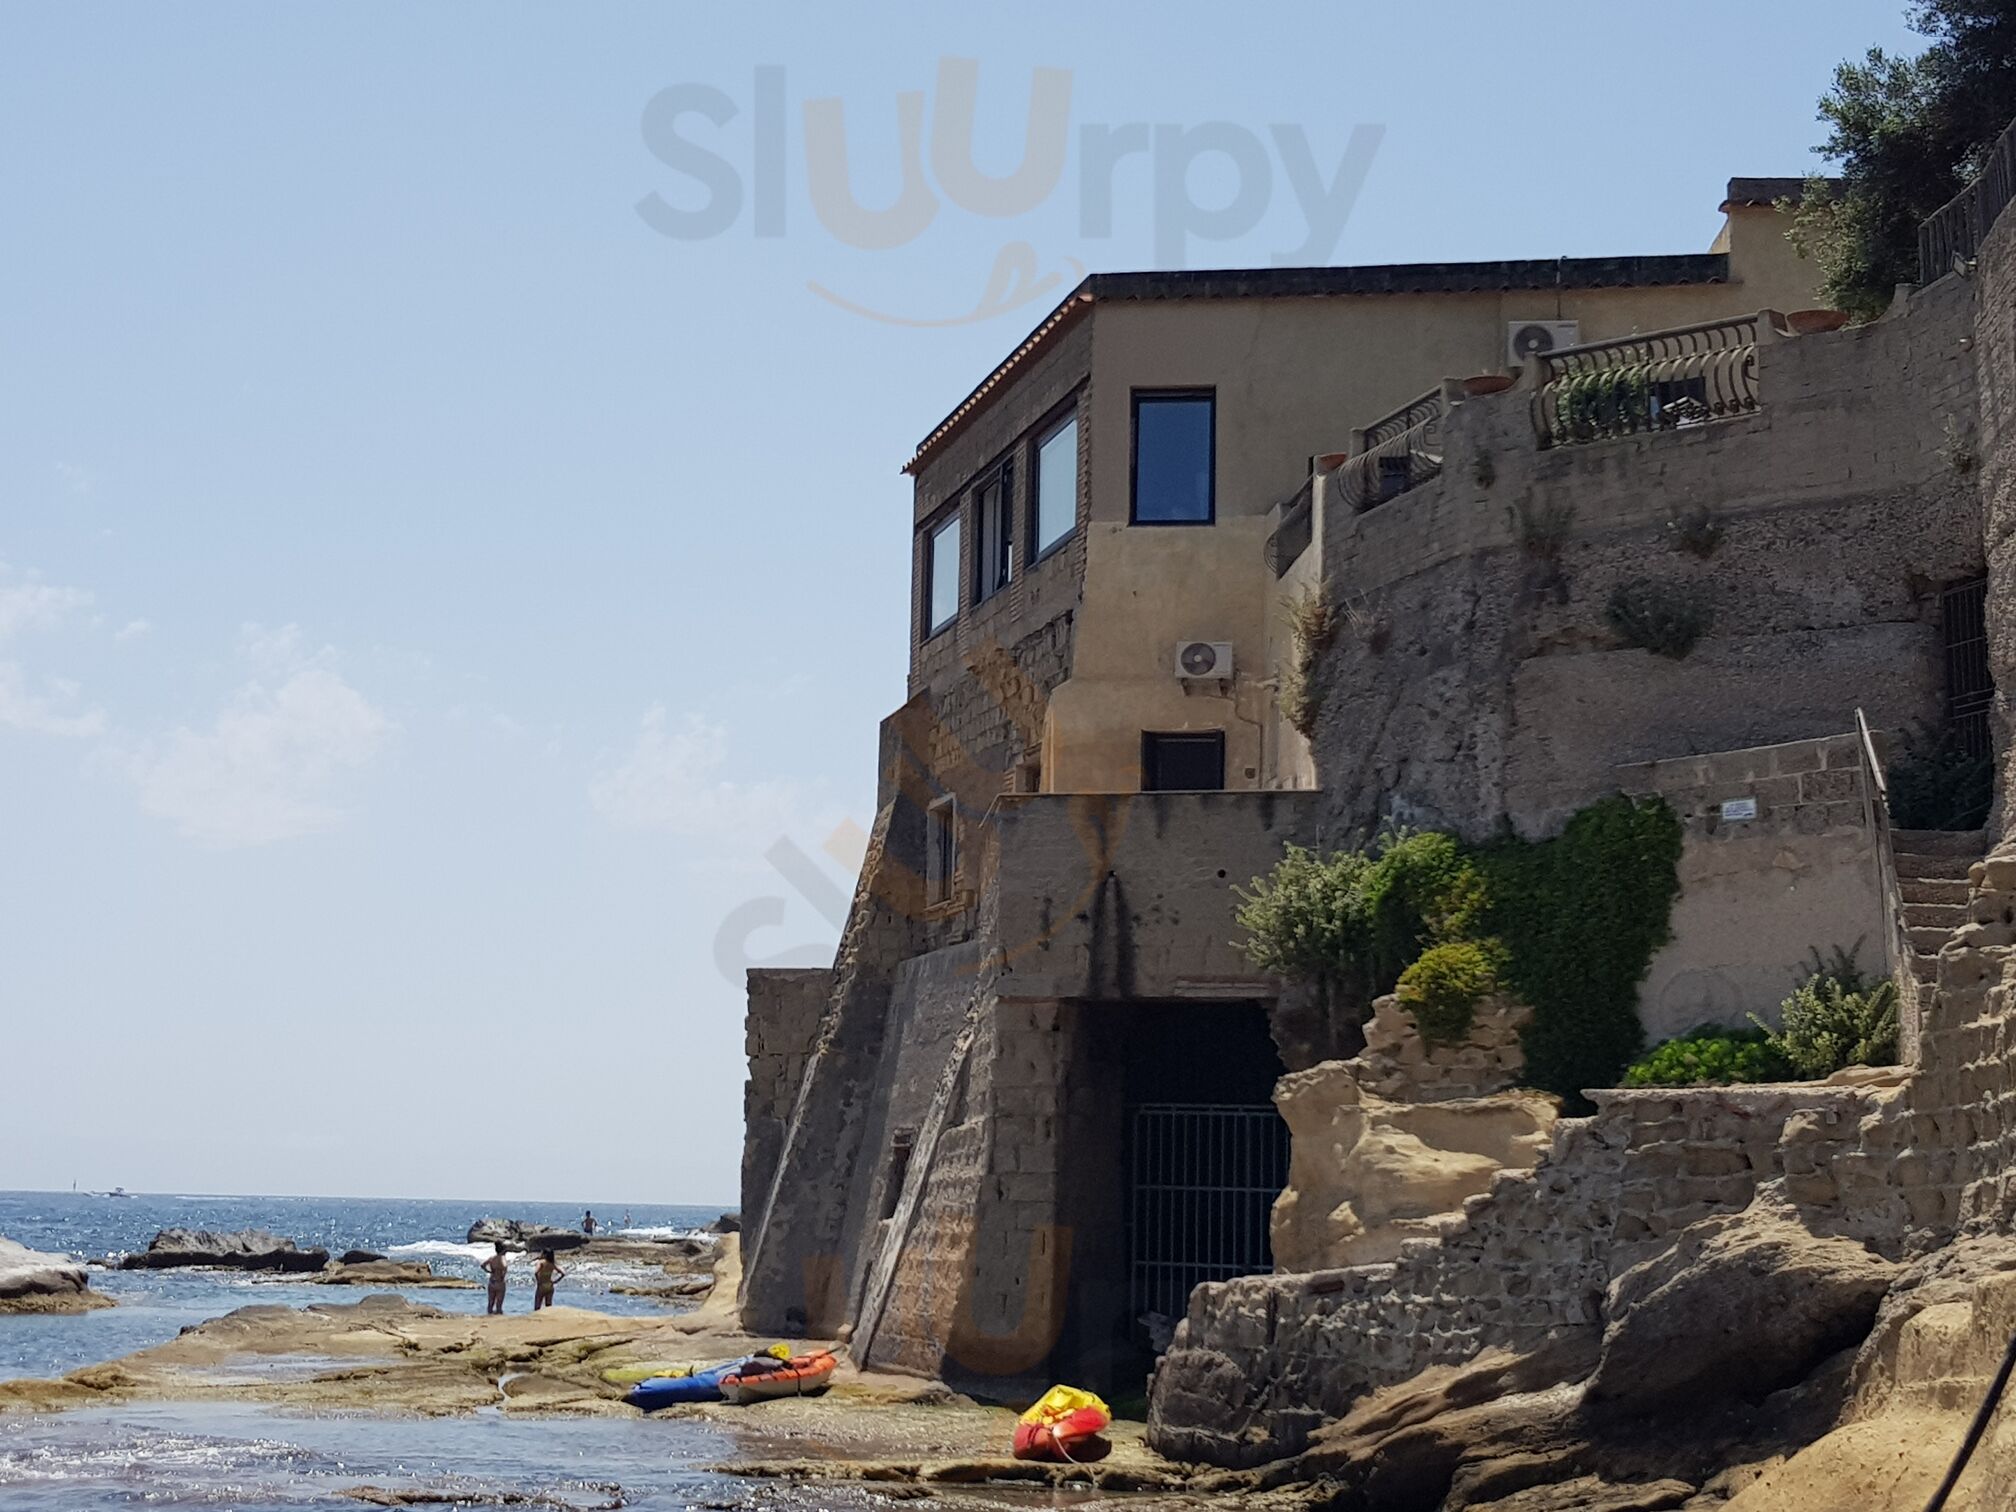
[925,513,961,637]
[1033,410,1079,558]
[1132,391,1215,525]
[926,796,958,903]
[1141,732,1227,792]
[879,1129,917,1220]
[973,463,1013,603]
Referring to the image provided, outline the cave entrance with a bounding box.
[1055,999,1287,1397]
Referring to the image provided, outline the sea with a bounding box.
[0,1189,943,1511]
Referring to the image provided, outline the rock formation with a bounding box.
[118,1228,329,1272]
[465,1218,582,1249]
[0,1236,113,1313]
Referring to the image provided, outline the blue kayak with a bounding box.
[624,1359,741,1410]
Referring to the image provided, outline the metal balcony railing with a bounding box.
[1919,114,2016,282]
[1332,387,1443,513]
[1530,315,1759,449]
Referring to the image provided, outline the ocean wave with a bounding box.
[384,1240,490,1264]
[615,1225,706,1240]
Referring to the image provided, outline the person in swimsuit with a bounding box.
[532,1249,566,1311]
[581,1210,597,1236]
[481,1242,509,1315]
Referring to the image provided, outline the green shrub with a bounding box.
[1397,939,1506,1047]
[1606,578,1713,659]
[1233,844,1377,1018]
[1476,795,1684,1108]
[1887,723,1991,832]
[1238,795,1685,1108]
[1559,366,1652,442]
[1766,969,1900,1079]
[1624,1025,1793,1087]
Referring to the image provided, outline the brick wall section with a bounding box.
[741,967,832,1237]
[1614,730,1874,837]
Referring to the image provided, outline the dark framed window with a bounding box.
[973,461,1014,604]
[926,796,958,902]
[924,512,961,638]
[1131,390,1215,525]
[1141,731,1226,792]
[1033,409,1079,558]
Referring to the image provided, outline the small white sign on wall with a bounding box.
[1720,797,1759,822]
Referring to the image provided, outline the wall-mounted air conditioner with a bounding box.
[1507,320,1581,365]
[1175,641,1233,680]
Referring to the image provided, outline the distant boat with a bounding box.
[105,1188,133,1199]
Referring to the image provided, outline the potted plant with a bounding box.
[1461,372,1516,398]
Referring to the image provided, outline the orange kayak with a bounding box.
[718,1350,836,1404]
[1012,1385,1112,1461]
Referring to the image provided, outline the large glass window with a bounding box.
[925,513,961,636]
[973,464,1013,603]
[1131,391,1215,525]
[1033,411,1078,557]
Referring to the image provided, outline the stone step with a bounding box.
[1908,924,1956,953]
[1891,828,1990,858]
[1901,877,1972,906]
[1914,953,1939,983]
[1902,901,1970,930]
[1895,854,1980,881]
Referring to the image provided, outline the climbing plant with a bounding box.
[1236,795,1683,1104]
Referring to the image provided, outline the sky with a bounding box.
[0,2,1924,1205]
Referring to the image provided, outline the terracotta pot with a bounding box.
[1316,450,1351,471]
[1785,308,1850,335]
[1461,372,1516,397]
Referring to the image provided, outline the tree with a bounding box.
[1793,1,2016,318]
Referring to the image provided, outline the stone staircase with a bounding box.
[1895,828,1991,983]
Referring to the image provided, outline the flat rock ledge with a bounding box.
[0,1237,113,1314]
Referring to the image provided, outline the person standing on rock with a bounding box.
[532,1248,565,1311]
[481,1242,509,1315]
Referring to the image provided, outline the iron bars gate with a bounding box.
[1128,1103,1289,1326]
[1944,577,1992,760]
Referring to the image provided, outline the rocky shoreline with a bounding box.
[0,1238,114,1315]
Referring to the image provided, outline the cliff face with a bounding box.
[1148,200,2016,1505]
[1305,280,1983,846]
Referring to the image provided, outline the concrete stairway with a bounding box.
[1895,828,1990,983]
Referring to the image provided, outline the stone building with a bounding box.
[732,178,1976,1398]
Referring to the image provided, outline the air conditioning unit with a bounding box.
[1175,641,1233,680]
[1507,320,1581,365]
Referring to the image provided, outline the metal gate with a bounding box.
[1944,577,1992,759]
[1128,1103,1289,1325]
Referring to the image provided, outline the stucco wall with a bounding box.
[987,789,1314,1003]
[1618,733,1889,1040]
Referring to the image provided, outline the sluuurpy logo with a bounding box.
[639,59,1383,326]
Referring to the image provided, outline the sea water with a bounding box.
[0,1190,908,1510]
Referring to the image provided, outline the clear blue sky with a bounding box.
[0,2,1921,1204]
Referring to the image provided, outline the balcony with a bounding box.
[1529,314,1759,449]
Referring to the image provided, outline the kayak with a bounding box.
[624,1359,739,1409]
[717,1350,837,1404]
[1013,1384,1112,1462]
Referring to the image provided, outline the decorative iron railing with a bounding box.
[1919,114,2016,282]
[1333,386,1443,513]
[1530,314,1759,448]
[1264,476,1315,577]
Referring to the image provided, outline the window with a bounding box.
[926,796,958,902]
[1141,731,1226,792]
[1033,410,1078,557]
[973,463,1013,603]
[925,513,961,637]
[1132,391,1215,524]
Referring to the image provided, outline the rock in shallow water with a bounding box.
[118,1228,329,1272]
[0,1236,113,1313]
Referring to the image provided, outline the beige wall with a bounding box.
[1044,212,1827,795]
